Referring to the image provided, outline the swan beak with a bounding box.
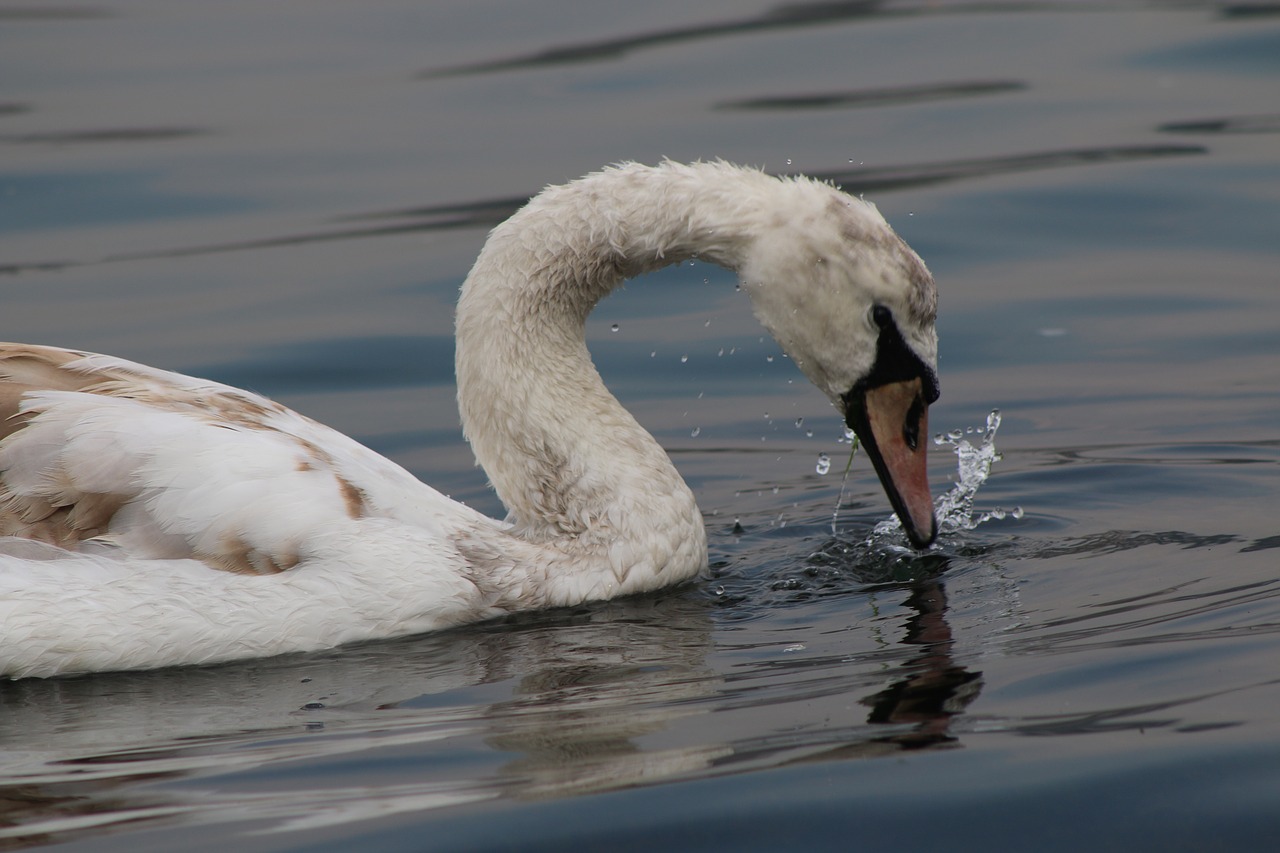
[846,377,937,549]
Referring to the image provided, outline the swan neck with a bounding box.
[452,164,765,595]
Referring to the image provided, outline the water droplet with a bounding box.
[610,323,619,332]
[794,417,804,428]
[816,453,831,475]
[766,355,774,363]
[690,426,701,438]
[704,319,711,327]
[680,354,689,363]
[785,158,792,165]
[805,430,814,438]
[650,351,656,358]
[843,427,856,441]
[771,485,779,494]
[783,643,805,653]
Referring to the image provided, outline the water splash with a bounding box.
[870,409,1021,544]
[932,409,1023,533]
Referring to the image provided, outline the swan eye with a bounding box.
[904,394,924,450]
[872,305,893,329]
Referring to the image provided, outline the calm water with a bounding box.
[3,1,1279,849]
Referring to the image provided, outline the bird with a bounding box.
[0,160,938,678]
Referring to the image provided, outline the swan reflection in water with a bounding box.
[0,566,980,840]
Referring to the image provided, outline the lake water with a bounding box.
[2,1,1279,849]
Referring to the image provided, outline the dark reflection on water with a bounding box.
[1158,113,1280,134]
[418,0,896,78]
[1241,535,1280,553]
[715,80,1027,111]
[2,127,207,146]
[1002,690,1242,737]
[860,581,983,751]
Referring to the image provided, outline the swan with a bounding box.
[0,160,938,678]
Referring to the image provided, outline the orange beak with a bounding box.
[845,377,936,549]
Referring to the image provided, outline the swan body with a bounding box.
[0,161,938,678]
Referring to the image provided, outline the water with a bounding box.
[3,1,1280,850]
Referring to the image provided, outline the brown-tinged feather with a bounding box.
[336,475,368,519]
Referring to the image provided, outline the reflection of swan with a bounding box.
[0,596,719,840]
[0,161,939,677]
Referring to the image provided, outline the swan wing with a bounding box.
[0,344,474,575]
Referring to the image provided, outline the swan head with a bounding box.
[738,181,939,548]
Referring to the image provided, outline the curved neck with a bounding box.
[454,163,773,599]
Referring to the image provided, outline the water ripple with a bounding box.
[715,80,1027,111]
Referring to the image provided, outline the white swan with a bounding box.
[0,161,938,678]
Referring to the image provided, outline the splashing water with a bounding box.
[931,410,1023,533]
[869,409,1021,545]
